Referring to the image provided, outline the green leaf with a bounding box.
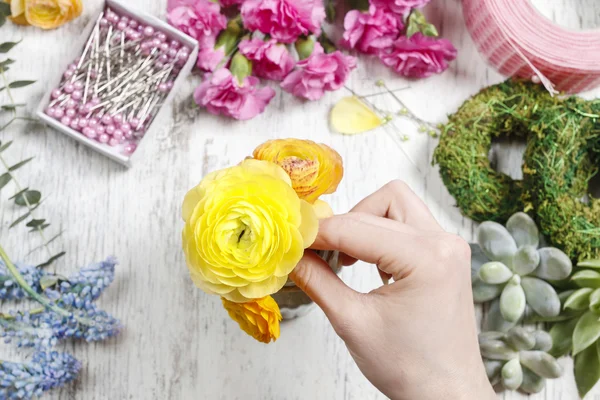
[573,310,600,355]
[0,59,14,68]
[574,340,600,398]
[29,223,49,232]
[572,270,600,289]
[0,140,12,152]
[8,157,33,171]
[0,3,9,17]
[550,318,578,357]
[26,218,46,228]
[0,172,11,190]
[9,202,40,228]
[579,259,600,269]
[8,80,35,89]
[1,103,26,111]
[565,288,593,310]
[421,23,439,37]
[0,40,21,54]
[39,275,59,290]
[14,190,41,206]
[36,252,66,269]
[405,9,438,38]
[8,187,28,200]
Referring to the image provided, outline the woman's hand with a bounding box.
[290,181,495,400]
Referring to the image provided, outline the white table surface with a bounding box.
[1,0,599,399]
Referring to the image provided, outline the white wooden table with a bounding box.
[1,0,599,399]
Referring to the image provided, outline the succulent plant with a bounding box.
[471,212,573,325]
[479,327,563,393]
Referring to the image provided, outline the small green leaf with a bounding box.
[40,275,59,290]
[0,140,12,152]
[9,203,40,228]
[572,270,600,289]
[26,219,46,228]
[0,40,21,54]
[14,190,41,206]
[0,172,11,190]
[579,259,600,269]
[36,252,66,269]
[2,103,26,111]
[549,318,578,358]
[8,80,35,89]
[8,157,33,171]
[9,187,28,200]
[421,23,439,37]
[564,288,593,311]
[574,340,600,398]
[0,59,14,67]
[29,223,49,232]
[573,311,600,355]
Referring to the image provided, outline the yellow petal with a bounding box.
[330,96,383,135]
[298,200,318,248]
[11,0,25,16]
[313,199,333,219]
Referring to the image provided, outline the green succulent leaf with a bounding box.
[476,221,517,264]
[501,358,523,390]
[521,367,545,394]
[472,280,502,303]
[480,339,518,361]
[574,340,600,398]
[506,327,535,350]
[532,330,553,352]
[572,270,600,289]
[506,212,539,248]
[0,40,21,54]
[8,80,36,89]
[512,245,540,275]
[0,172,11,190]
[479,261,513,284]
[500,280,526,323]
[519,351,562,379]
[13,189,41,206]
[484,360,503,382]
[578,259,600,269]
[535,247,573,281]
[521,277,561,318]
[564,288,594,311]
[573,311,600,355]
[549,318,578,358]
[486,299,518,332]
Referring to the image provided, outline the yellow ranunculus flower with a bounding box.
[222,296,282,343]
[23,0,82,29]
[253,139,343,204]
[182,159,318,302]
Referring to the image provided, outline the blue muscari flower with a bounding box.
[0,351,81,399]
[0,262,43,300]
[55,257,116,302]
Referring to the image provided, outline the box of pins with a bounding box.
[37,0,198,167]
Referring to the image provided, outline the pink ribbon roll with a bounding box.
[463,0,600,94]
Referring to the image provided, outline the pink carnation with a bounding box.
[341,5,401,55]
[379,33,457,78]
[167,0,226,49]
[194,68,276,120]
[370,0,430,15]
[197,46,226,72]
[238,38,295,81]
[281,43,357,101]
[241,0,325,43]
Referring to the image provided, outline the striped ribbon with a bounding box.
[463,0,600,94]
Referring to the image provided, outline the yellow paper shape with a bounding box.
[330,96,383,135]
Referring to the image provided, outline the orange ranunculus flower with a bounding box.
[252,139,343,204]
[222,296,282,343]
[22,0,82,29]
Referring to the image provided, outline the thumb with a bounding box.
[290,250,359,323]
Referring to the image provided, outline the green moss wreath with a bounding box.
[434,80,600,261]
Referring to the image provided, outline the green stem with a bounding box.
[0,244,70,317]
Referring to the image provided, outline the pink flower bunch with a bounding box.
[341,0,457,78]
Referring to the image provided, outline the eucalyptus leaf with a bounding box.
[500,279,526,323]
[579,259,600,269]
[472,281,503,303]
[8,187,28,200]
[519,351,562,378]
[8,80,35,89]
[1,103,26,111]
[486,299,518,332]
[476,221,517,264]
[39,275,59,290]
[506,327,535,350]
[36,251,66,269]
[506,212,539,248]
[501,358,523,390]
[573,311,600,355]
[532,330,553,352]
[0,140,13,152]
[512,245,540,276]
[479,261,513,284]
[521,277,561,318]
[26,219,45,228]
[0,40,21,53]
[535,247,572,281]
[480,339,518,360]
[574,340,600,398]
[572,270,600,288]
[521,367,545,394]
[0,172,11,190]
[8,157,33,171]
[549,318,578,358]
[14,190,41,206]
[564,288,593,311]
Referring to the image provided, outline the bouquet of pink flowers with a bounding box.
[167,0,456,120]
